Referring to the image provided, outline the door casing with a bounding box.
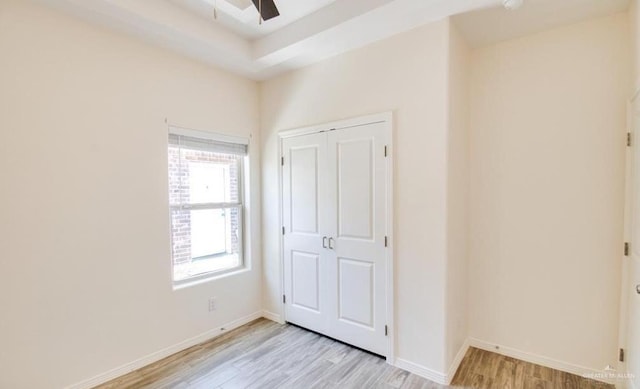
[277,112,395,363]
[621,92,640,389]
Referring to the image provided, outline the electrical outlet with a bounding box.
[208,297,217,312]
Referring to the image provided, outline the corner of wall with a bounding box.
[443,17,472,373]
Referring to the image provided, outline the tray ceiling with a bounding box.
[34,0,631,80]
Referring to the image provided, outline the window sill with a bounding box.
[172,266,250,290]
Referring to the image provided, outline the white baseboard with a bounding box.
[393,358,447,385]
[468,338,615,385]
[66,311,263,389]
[391,339,468,385]
[446,338,470,384]
[262,310,284,324]
[67,319,618,389]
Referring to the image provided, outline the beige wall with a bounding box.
[260,20,452,374]
[468,13,630,372]
[445,21,470,371]
[0,1,261,388]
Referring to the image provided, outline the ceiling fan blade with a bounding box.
[250,0,280,21]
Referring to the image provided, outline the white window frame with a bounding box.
[168,126,249,286]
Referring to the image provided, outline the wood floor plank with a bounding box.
[494,358,517,389]
[94,320,615,389]
[523,376,553,389]
[553,369,579,389]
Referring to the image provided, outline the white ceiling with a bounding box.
[169,0,340,40]
[453,0,630,47]
[33,0,631,80]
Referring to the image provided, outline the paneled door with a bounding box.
[282,117,391,356]
[282,132,330,334]
[325,123,389,355]
[625,98,640,389]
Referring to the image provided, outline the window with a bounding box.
[168,129,248,283]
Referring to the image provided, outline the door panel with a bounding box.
[291,251,321,311]
[338,257,374,328]
[326,122,389,356]
[282,133,329,333]
[337,139,374,240]
[290,147,319,234]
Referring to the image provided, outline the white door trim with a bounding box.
[277,112,395,362]
[631,86,640,105]
[279,112,392,139]
[620,89,640,388]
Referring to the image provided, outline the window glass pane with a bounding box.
[171,207,242,282]
[168,146,241,206]
[168,133,246,283]
[189,163,227,204]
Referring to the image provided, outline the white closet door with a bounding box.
[282,119,390,356]
[326,122,389,356]
[626,100,640,389]
[282,133,330,333]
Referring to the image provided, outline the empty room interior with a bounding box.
[3,0,640,388]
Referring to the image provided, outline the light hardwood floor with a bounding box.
[95,318,613,389]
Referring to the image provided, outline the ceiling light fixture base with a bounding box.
[503,0,524,11]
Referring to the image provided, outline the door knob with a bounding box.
[328,237,335,250]
[322,237,328,249]
[636,284,640,295]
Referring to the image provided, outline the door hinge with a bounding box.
[282,226,285,235]
[620,348,625,362]
[628,133,632,147]
[283,295,286,304]
[281,156,284,166]
[384,236,388,247]
[625,242,630,256]
[384,145,388,157]
[384,325,388,336]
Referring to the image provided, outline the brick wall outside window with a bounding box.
[168,146,241,266]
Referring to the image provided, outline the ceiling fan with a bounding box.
[250,0,280,21]
[212,0,280,24]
